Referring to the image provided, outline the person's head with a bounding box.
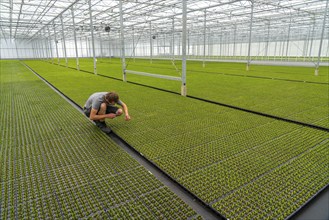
[105,92,119,104]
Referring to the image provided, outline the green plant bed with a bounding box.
[0,60,198,219]
[107,57,328,83]
[134,58,328,128]
[22,60,329,219]
[213,140,329,219]
[56,57,329,129]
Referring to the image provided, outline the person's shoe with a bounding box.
[94,121,112,134]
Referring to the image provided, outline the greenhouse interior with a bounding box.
[0,0,328,219]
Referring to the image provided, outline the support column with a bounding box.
[36,40,41,59]
[181,0,187,96]
[37,39,42,59]
[88,0,97,74]
[281,40,285,61]
[208,29,211,57]
[177,33,181,56]
[119,0,126,81]
[227,30,230,57]
[32,40,36,59]
[150,21,153,63]
[132,26,135,62]
[187,29,190,57]
[265,20,270,60]
[86,37,89,57]
[99,33,104,60]
[303,29,310,61]
[309,18,316,60]
[239,38,243,60]
[46,28,51,62]
[42,32,47,59]
[14,38,19,60]
[71,6,80,70]
[233,23,237,57]
[274,40,277,61]
[157,36,160,57]
[295,27,300,61]
[172,17,175,60]
[257,40,261,59]
[37,39,41,59]
[53,21,60,64]
[41,30,47,60]
[47,26,54,64]
[107,32,111,61]
[246,0,254,71]
[219,28,222,57]
[315,0,328,76]
[42,30,47,60]
[38,32,45,59]
[41,37,45,59]
[203,9,206,68]
[285,15,292,60]
[60,15,68,67]
[80,36,83,58]
[31,41,36,59]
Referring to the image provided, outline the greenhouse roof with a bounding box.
[0,0,328,41]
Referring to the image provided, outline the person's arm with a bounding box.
[89,108,116,121]
[120,102,131,121]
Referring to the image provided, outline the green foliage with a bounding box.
[18,59,329,219]
[0,60,197,219]
[64,57,329,129]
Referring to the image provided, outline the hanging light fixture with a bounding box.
[105,26,111,32]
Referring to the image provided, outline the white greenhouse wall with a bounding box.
[0,38,34,59]
[1,37,328,60]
